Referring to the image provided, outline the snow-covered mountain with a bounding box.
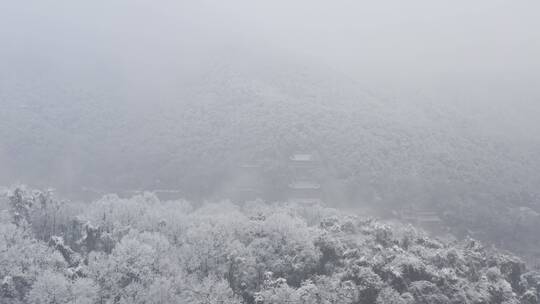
[2,50,539,204]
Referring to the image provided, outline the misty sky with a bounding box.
[1,0,539,125]
[0,0,540,85]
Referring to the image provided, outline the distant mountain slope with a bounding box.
[1,51,539,206]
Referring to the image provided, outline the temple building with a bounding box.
[288,152,324,204]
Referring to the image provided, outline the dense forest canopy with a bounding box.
[1,187,538,304]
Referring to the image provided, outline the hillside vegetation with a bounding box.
[2,57,540,257]
[2,56,539,200]
[1,187,539,304]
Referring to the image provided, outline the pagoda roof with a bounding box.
[290,154,317,162]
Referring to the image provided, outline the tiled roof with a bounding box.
[290,154,315,162]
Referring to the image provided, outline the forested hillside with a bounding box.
[2,54,540,199]
[2,1,540,303]
[1,187,538,304]
[2,54,540,258]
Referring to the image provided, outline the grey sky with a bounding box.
[1,0,539,111]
